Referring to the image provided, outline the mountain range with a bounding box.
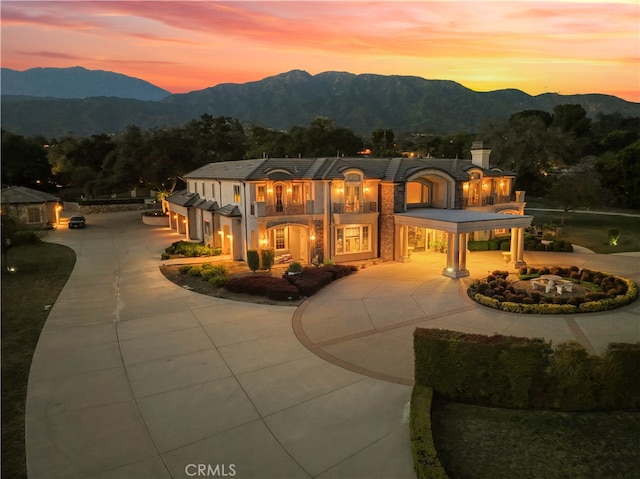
[2,67,638,137]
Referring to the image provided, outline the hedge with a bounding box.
[224,274,300,301]
[414,328,640,411]
[410,385,449,479]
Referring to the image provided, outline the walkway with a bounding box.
[26,211,640,478]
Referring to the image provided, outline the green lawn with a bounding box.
[1,242,76,479]
[432,400,640,479]
[526,209,640,253]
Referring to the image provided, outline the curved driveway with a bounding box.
[26,211,414,479]
[26,211,639,478]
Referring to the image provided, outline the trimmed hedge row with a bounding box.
[468,235,573,252]
[410,385,448,479]
[414,328,640,411]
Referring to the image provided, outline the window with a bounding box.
[233,185,241,203]
[292,184,301,204]
[344,173,362,211]
[27,207,41,223]
[274,227,287,250]
[336,225,370,254]
[257,184,266,202]
[204,221,211,236]
[211,183,216,199]
[202,182,205,196]
[407,182,429,204]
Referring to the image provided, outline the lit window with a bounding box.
[257,184,266,202]
[407,182,429,204]
[233,185,241,203]
[336,225,370,254]
[274,227,287,250]
[292,184,301,204]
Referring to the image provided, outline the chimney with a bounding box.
[470,141,491,169]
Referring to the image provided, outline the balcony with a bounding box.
[265,203,307,216]
[333,201,377,214]
[464,195,513,207]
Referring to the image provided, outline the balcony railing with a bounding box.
[333,201,378,214]
[464,195,513,207]
[265,204,306,216]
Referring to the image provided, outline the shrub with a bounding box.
[225,274,300,300]
[208,275,227,287]
[260,249,275,271]
[178,265,193,274]
[287,261,303,273]
[247,249,260,272]
[201,263,227,280]
[188,266,203,276]
[165,241,221,257]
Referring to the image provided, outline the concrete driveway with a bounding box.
[26,211,639,478]
[26,211,414,479]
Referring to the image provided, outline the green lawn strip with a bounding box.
[1,243,76,479]
[526,210,640,253]
[431,400,640,479]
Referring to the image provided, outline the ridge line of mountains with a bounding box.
[2,66,638,137]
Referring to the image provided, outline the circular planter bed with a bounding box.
[468,267,638,314]
[141,210,169,226]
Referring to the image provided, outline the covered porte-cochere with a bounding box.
[394,209,533,279]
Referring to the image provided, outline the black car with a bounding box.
[68,216,86,228]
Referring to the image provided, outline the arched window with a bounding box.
[407,181,430,207]
[344,172,362,212]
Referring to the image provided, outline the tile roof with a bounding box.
[167,189,200,206]
[183,157,515,182]
[0,185,60,204]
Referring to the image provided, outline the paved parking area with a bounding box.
[26,211,639,478]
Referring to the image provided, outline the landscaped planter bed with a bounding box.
[469,267,637,314]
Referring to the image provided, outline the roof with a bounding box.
[166,189,200,207]
[216,204,242,217]
[183,157,515,183]
[395,208,532,233]
[1,185,60,205]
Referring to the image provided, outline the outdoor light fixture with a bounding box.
[260,236,268,246]
[310,232,316,241]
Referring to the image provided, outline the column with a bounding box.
[510,227,526,268]
[442,232,470,279]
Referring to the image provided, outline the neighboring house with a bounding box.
[0,185,62,229]
[167,142,532,278]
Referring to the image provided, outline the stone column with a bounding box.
[442,232,470,278]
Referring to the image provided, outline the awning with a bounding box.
[394,208,532,233]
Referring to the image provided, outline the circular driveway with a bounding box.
[294,247,640,385]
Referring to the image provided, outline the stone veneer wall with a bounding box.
[379,183,397,261]
[313,219,324,260]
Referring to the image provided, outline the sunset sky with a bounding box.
[2,1,639,102]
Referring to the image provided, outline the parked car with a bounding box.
[68,216,86,229]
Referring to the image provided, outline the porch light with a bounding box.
[463,182,469,190]
[268,187,273,194]
[310,231,316,241]
[364,186,369,193]
[260,236,268,246]
[174,214,178,219]
[286,187,292,193]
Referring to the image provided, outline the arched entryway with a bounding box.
[265,223,311,264]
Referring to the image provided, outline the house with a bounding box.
[167,142,532,278]
[0,185,62,229]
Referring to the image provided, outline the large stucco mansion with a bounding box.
[166,141,532,278]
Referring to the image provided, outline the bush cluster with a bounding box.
[284,264,357,297]
[164,241,222,258]
[414,328,640,411]
[469,266,637,314]
[179,263,228,287]
[224,274,300,301]
[221,263,358,301]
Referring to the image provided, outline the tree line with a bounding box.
[2,106,639,208]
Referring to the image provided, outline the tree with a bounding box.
[370,128,398,157]
[1,130,52,187]
[184,114,246,163]
[547,159,605,223]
